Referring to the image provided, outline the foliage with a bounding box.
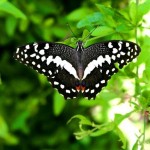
[0,0,150,150]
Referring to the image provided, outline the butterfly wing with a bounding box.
[82,40,141,99]
[14,42,79,99]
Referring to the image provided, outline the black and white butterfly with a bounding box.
[14,40,141,99]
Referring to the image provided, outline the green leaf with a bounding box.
[137,0,150,22]
[77,12,104,28]
[0,116,18,144]
[129,2,138,25]
[0,0,26,19]
[5,16,17,36]
[114,127,127,149]
[96,4,114,16]
[96,4,116,27]
[90,123,114,137]
[132,139,138,150]
[53,92,66,116]
[67,8,91,21]
[114,112,133,125]
[91,26,115,37]
[67,115,92,126]
[0,115,8,137]
[116,23,134,33]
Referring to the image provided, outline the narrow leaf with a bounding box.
[0,0,26,19]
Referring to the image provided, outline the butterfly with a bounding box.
[14,40,141,99]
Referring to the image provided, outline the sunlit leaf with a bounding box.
[53,92,66,116]
[0,0,26,19]
[91,26,115,37]
[67,115,92,125]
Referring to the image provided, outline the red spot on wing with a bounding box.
[76,86,80,92]
[75,85,86,93]
[81,86,85,93]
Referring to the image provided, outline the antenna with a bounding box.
[67,23,77,38]
[82,27,98,42]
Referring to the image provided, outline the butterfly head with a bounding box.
[76,40,84,52]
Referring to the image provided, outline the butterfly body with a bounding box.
[14,40,141,99]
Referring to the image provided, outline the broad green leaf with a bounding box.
[67,8,91,21]
[53,92,66,116]
[91,26,115,37]
[77,12,104,28]
[0,0,26,19]
[116,23,134,33]
[67,115,92,126]
[114,127,127,149]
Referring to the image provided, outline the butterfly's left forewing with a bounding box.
[14,42,79,99]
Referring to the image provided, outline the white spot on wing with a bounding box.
[106,70,109,75]
[108,42,113,48]
[42,69,46,72]
[25,54,28,58]
[48,70,52,75]
[41,56,46,62]
[26,45,30,49]
[120,51,125,55]
[34,45,38,52]
[60,84,65,89]
[118,41,123,50]
[54,81,59,85]
[39,49,45,55]
[32,61,36,65]
[72,89,76,92]
[66,89,70,94]
[126,42,129,47]
[112,68,115,72]
[16,48,19,53]
[45,43,49,49]
[117,53,120,58]
[112,48,118,54]
[95,83,99,88]
[101,80,105,84]
[112,55,116,60]
[37,64,41,68]
[121,60,124,63]
[30,53,36,57]
[36,55,40,59]
[127,51,131,56]
[135,45,138,50]
[85,89,89,93]
[91,89,95,93]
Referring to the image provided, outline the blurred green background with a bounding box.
[0,0,150,150]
